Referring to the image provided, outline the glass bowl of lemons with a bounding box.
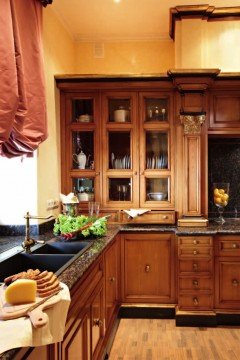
[213,183,230,224]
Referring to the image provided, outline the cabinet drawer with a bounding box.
[178,294,213,310]
[178,236,212,246]
[179,276,212,291]
[218,240,240,256]
[178,259,212,274]
[120,211,175,224]
[178,247,212,258]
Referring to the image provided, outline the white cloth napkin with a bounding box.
[123,208,151,219]
[0,282,71,355]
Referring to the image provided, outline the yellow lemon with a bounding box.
[218,189,225,195]
[214,188,219,196]
[214,196,222,205]
[222,193,229,202]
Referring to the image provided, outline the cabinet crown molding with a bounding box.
[169,5,240,39]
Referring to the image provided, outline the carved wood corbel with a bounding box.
[180,114,206,135]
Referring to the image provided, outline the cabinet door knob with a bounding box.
[93,319,103,327]
[193,250,198,255]
[192,280,199,286]
[134,171,138,175]
[109,277,115,282]
[232,279,239,287]
[145,264,150,273]
[232,243,238,249]
[193,263,198,270]
[193,297,199,305]
[95,172,100,176]
[162,215,168,219]
[193,239,199,245]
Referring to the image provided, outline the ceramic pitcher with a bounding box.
[73,151,87,169]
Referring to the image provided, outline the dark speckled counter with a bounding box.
[1,219,240,358]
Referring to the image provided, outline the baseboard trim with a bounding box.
[119,305,175,319]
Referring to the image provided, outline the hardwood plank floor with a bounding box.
[109,319,240,360]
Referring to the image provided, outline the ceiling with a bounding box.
[51,0,240,42]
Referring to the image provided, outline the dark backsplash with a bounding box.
[208,138,240,218]
[0,219,55,236]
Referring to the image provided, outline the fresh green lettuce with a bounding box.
[53,214,107,238]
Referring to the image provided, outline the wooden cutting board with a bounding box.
[0,285,61,328]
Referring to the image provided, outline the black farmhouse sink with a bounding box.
[0,240,93,283]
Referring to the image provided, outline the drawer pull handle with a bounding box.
[192,280,199,286]
[232,279,239,287]
[93,319,103,327]
[232,243,238,249]
[145,265,150,273]
[193,250,198,255]
[163,216,168,219]
[193,297,199,305]
[193,240,199,245]
[193,263,198,270]
[109,277,116,282]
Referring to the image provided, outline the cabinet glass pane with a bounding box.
[145,98,168,122]
[109,131,131,169]
[72,98,93,123]
[146,131,168,169]
[109,178,131,201]
[72,131,94,170]
[108,99,131,123]
[73,178,95,202]
[146,178,169,201]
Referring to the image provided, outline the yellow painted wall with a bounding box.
[175,19,240,71]
[75,40,174,74]
[37,7,75,218]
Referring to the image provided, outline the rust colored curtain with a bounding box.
[0,0,48,157]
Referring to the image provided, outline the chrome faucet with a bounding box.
[22,211,54,253]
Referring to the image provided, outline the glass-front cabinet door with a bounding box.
[139,92,174,208]
[61,93,100,206]
[101,92,139,208]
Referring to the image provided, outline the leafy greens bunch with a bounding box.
[53,214,107,238]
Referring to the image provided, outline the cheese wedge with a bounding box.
[5,279,37,305]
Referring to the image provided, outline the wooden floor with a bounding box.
[109,319,240,360]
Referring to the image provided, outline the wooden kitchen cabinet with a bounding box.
[209,90,240,131]
[177,236,213,310]
[104,235,120,330]
[59,91,101,209]
[57,79,175,219]
[215,235,240,309]
[59,256,104,360]
[101,90,175,211]
[121,233,175,303]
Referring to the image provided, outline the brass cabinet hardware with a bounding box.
[95,172,100,176]
[109,277,116,282]
[193,250,198,255]
[193,239,199,245]
[232,243,238,249]
[134,171,138,175]
[192,280,199,286]
[193,263,198,270]
[193,297,199,305]
[93,319,103,327]
[162,215,168,219]
[232,279,239,287]
[145,264,150,273]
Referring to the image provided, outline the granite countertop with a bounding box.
[1,219,240,359]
